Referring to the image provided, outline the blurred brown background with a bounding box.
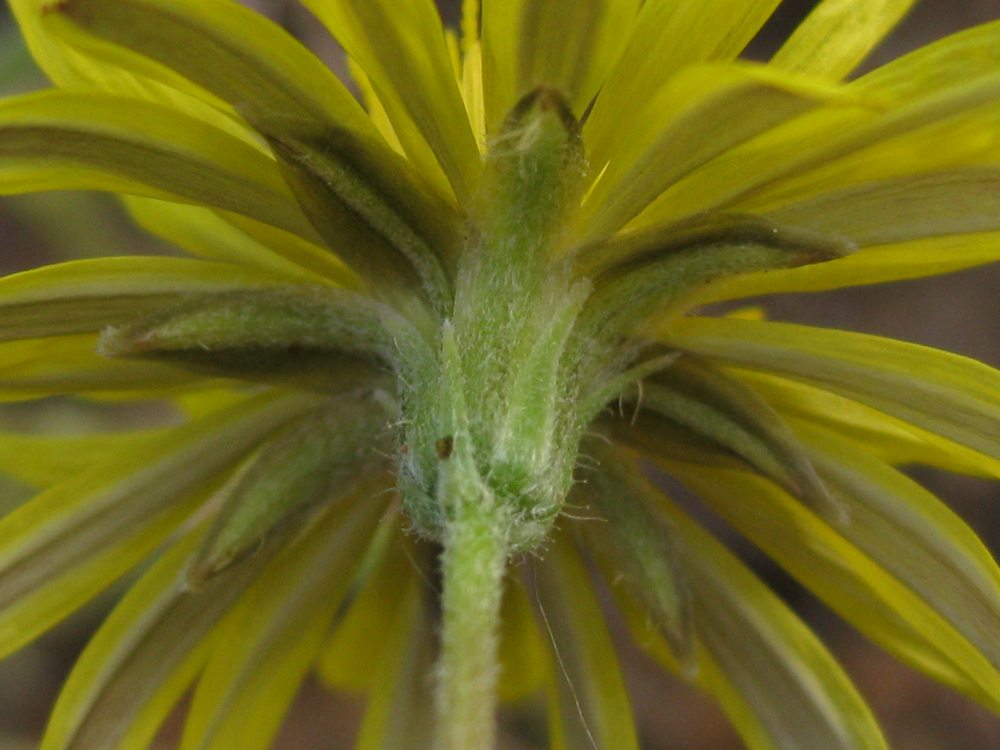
[0,1,998,748]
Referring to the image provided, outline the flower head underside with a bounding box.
[1,0,1000,748]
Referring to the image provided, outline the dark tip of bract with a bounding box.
[41,0,72,16]
[506,87,581,138]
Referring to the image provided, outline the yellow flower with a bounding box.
[1,0,999,748]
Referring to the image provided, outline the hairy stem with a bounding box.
[433,478,509,750]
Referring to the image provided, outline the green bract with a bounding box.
[0,0,999,748]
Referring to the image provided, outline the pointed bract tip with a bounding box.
[95,324,156,358]
[41,0,73,15]
[506,87,580,138]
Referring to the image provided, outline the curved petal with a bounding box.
[677,232,1000,306]
[666,460,1000,714]
[0,257,302,341]
[121,198,356,285]
[355,571,437,750]
[180,484,391,750]
[736,113,1000,216]
[532,536,640,750]
[633,72,1000,232]
[770,0,917,80]
[10,0,259,145]
[665,487,889,750]
[460,40,486,151]
[589,456,888,750]
[801,423,1000,679]
[0,490,201,660]
[578,63,847,242]
[347,57,405,155]
[0,335,208,401]
[0,391,320,659]
[481,0,639,127]
[584,0,781,166]
[47,0,373,138]
[299,0,481,202]
[0,91,319,242]
[497,576,548,701]
[730,368,1000,480]
[40,519,293,750]
[765,168,1000,244]
[48,0,465,282]
[0,430,167,488]
[656,317,1000,462]
[313,537,413,694]
[39,531,212,750]
[853,19,1000,98]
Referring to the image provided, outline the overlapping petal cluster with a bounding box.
[1,0,999,748]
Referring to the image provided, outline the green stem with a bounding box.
[433,483,509,750]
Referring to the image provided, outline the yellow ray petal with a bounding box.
[481,0,639,128]
[666,459,1000,715]
[460,0,479,54]
[314,536,411,694]
[0,334,208,401]
[655,317,1000,463]
[732,106,1000,216]
[0,257,301,341]
[735,368,1000,480]
[181,482,391,750]
[677,232,1000,309]
[578,63,849,242]
[40,512,306,750]
[497,575,547,701]
[0,391,319,659]
[533,536,640,750]
[0,488,201,661]
[611,588,769,749]
[40,531,211,750]
[0,91,318,242]
[47,0,374,139]
[46,0,467,287]
[318,532,545,707]
[347,57,405,156]
[591,456,888,750]
[9,0,258,146]
[299,0,480,203]
[633,72,1000,231]
[51,0,463,284]
[854,19,1000,98]
[51,0,461,255]
[584,0,781,166]
[771,0,917,80]
[461,40,486,152]
[122,198,355,286]
[764,168,1000,245]
[355,574,436,750]
[801,423,1000,678]
[659,479,889,749]
[0,429,167,488]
